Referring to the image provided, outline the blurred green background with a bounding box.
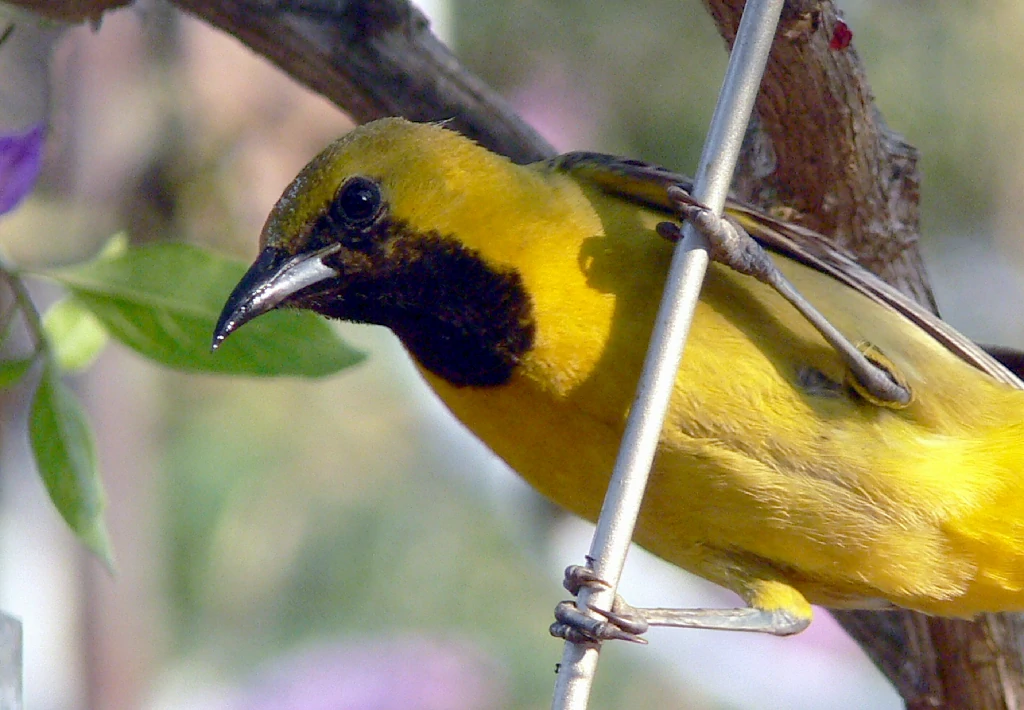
[3,1,1024,709]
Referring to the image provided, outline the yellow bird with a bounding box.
[213,117,1024,636]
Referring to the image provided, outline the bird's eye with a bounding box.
[332,176,383,227]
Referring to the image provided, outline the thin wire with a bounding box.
[549,1,786,708]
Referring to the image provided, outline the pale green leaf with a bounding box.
[96,232,129,261]
[42,297,109,372]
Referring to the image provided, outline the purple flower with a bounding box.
[0,123,45,216]
[232,637,507,710]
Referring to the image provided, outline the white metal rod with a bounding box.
[550,1,786,708]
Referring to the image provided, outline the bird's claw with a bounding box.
[562,564,610,595]
[550,601,649,645]
[586,599,650,636]
[551,565,650,645]
[659,186,777,283]
[659,184,912,407]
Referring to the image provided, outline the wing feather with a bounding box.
[546,151,1023,387]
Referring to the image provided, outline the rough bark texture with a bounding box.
[718,0,935,311]
[10,0,1024,707]
[174,0,553,165]
[6,0,129,23]
[704,2,1024,707]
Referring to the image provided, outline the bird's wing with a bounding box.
[546,151,1024,388]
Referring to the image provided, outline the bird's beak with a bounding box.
[211,244,341,350]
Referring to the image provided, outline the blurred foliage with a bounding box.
[849,0,1024,238]
[157,329,703,708]
[455,0,1024,243]
[455,0,724,172]
[2,236,362,569]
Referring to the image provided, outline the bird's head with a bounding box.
[212,118,537,387]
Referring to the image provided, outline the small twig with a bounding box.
[0,24,15,48]
[0,256,49,360]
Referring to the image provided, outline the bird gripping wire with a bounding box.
[550,1,788,708]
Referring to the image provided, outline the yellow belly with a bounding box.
[420,257,1024,618]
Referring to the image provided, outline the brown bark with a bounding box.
[172,0,553,165]
[7,0,128,23]
[698,2,1024,706]
[9,0,1023,706]
[712,0,936,312]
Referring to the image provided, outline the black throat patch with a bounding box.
[306,220,536,388]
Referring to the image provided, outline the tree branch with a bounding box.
[6,0,129,23]
[714,0,934,310]
[173,0,553,164]
[705,1,1024,706]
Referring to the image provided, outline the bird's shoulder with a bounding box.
[536,151,1022,387]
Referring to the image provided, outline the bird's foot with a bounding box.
[658,186,912,408]
[549,565,649,645]
[657,186,778,283]
[550,564,812,642]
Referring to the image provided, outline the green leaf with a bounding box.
[37,243,365,377]
[0,357,33,388]
[42,297,109,372]
[29,365,114,568]
[96,232,129,261]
